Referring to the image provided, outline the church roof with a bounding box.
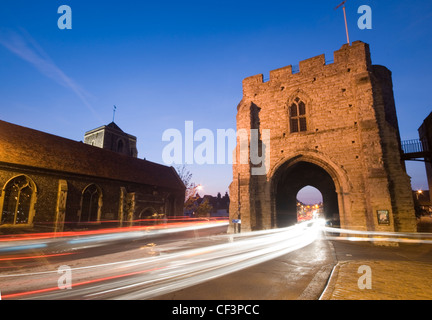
[85,122,132,136]
[106,121,124,132]
[0,120,185,191]
[84,121,136,139]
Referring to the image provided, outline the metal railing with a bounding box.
[401,139,427,154]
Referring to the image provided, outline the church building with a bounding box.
[84,122,138,158]
[0,120,185,234]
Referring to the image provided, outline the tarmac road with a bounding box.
[154,234,336,300]
[2,221,432,301]
[155,233,432,301]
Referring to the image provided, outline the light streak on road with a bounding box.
[0,217,225,242]
[0,252,74,262]
[1,219,432,300]
[0,220,323,300]
[0,219,228,253]
[322,226,432,244]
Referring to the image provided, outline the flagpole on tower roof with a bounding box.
[335,0,350,45]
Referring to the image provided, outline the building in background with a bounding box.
[418,112,432,193]
[84,122,138,158]
[184,192,230,218]
[413,190,431,218]
[0,120,185,234]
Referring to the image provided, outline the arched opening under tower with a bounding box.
[296,186,323,222]
[273,161,340,228]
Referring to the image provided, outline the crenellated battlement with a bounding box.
[242,41,372,96]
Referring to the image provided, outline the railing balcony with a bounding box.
[401,139,431,162]
[401,139,427,154]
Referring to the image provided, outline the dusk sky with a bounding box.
[1,1,431,202]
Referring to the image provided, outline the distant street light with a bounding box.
[189,184,203,198]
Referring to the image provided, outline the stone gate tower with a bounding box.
[228,41,417,233]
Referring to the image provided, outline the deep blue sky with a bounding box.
[1,1,431,201]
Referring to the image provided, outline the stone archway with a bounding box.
[272,160,340,227]
[265,152,351,230]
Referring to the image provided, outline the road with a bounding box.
[154,235,335,300]
[2,219,432,302]
[0,220,229,299]
[0,219,327,300]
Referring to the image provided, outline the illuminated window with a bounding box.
[80,184,101,222]
[1,175,36,226]
[289,98,307,133]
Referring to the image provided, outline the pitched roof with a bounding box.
[0,120,185,191]
[84,121,137,140]
[106,122,124,132]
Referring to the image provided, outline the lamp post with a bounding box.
[416,189,423,200]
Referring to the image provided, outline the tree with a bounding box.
[184,194,199,212]
[196,198,213,217]
[175,165,197,202]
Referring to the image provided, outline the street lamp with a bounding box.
[188,184,203,198]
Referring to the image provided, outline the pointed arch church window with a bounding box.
[290,98,307,133]
[80,184,101,222]
[1,175,36,225]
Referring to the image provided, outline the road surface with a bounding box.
[0,220,328,300]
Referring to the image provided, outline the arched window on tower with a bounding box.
[117,139,124,153]
[80,184,102,223]
[1,175,36,226]
[289,98,307,133]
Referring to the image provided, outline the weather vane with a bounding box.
[335,0,350,45]
[113,105,117,122]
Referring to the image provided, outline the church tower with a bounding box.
[84,122,138,158]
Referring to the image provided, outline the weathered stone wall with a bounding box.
[229,41,417,233]
[419,112,432,194]
[0,164,184,234]
[84,124,138,158]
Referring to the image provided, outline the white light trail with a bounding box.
[0,220,228,253]
[0,220,323,300]
[2,219,432,300]
[322,226,432,244]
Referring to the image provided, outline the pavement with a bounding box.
[320,259,432,300]
[320,237,432,300]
